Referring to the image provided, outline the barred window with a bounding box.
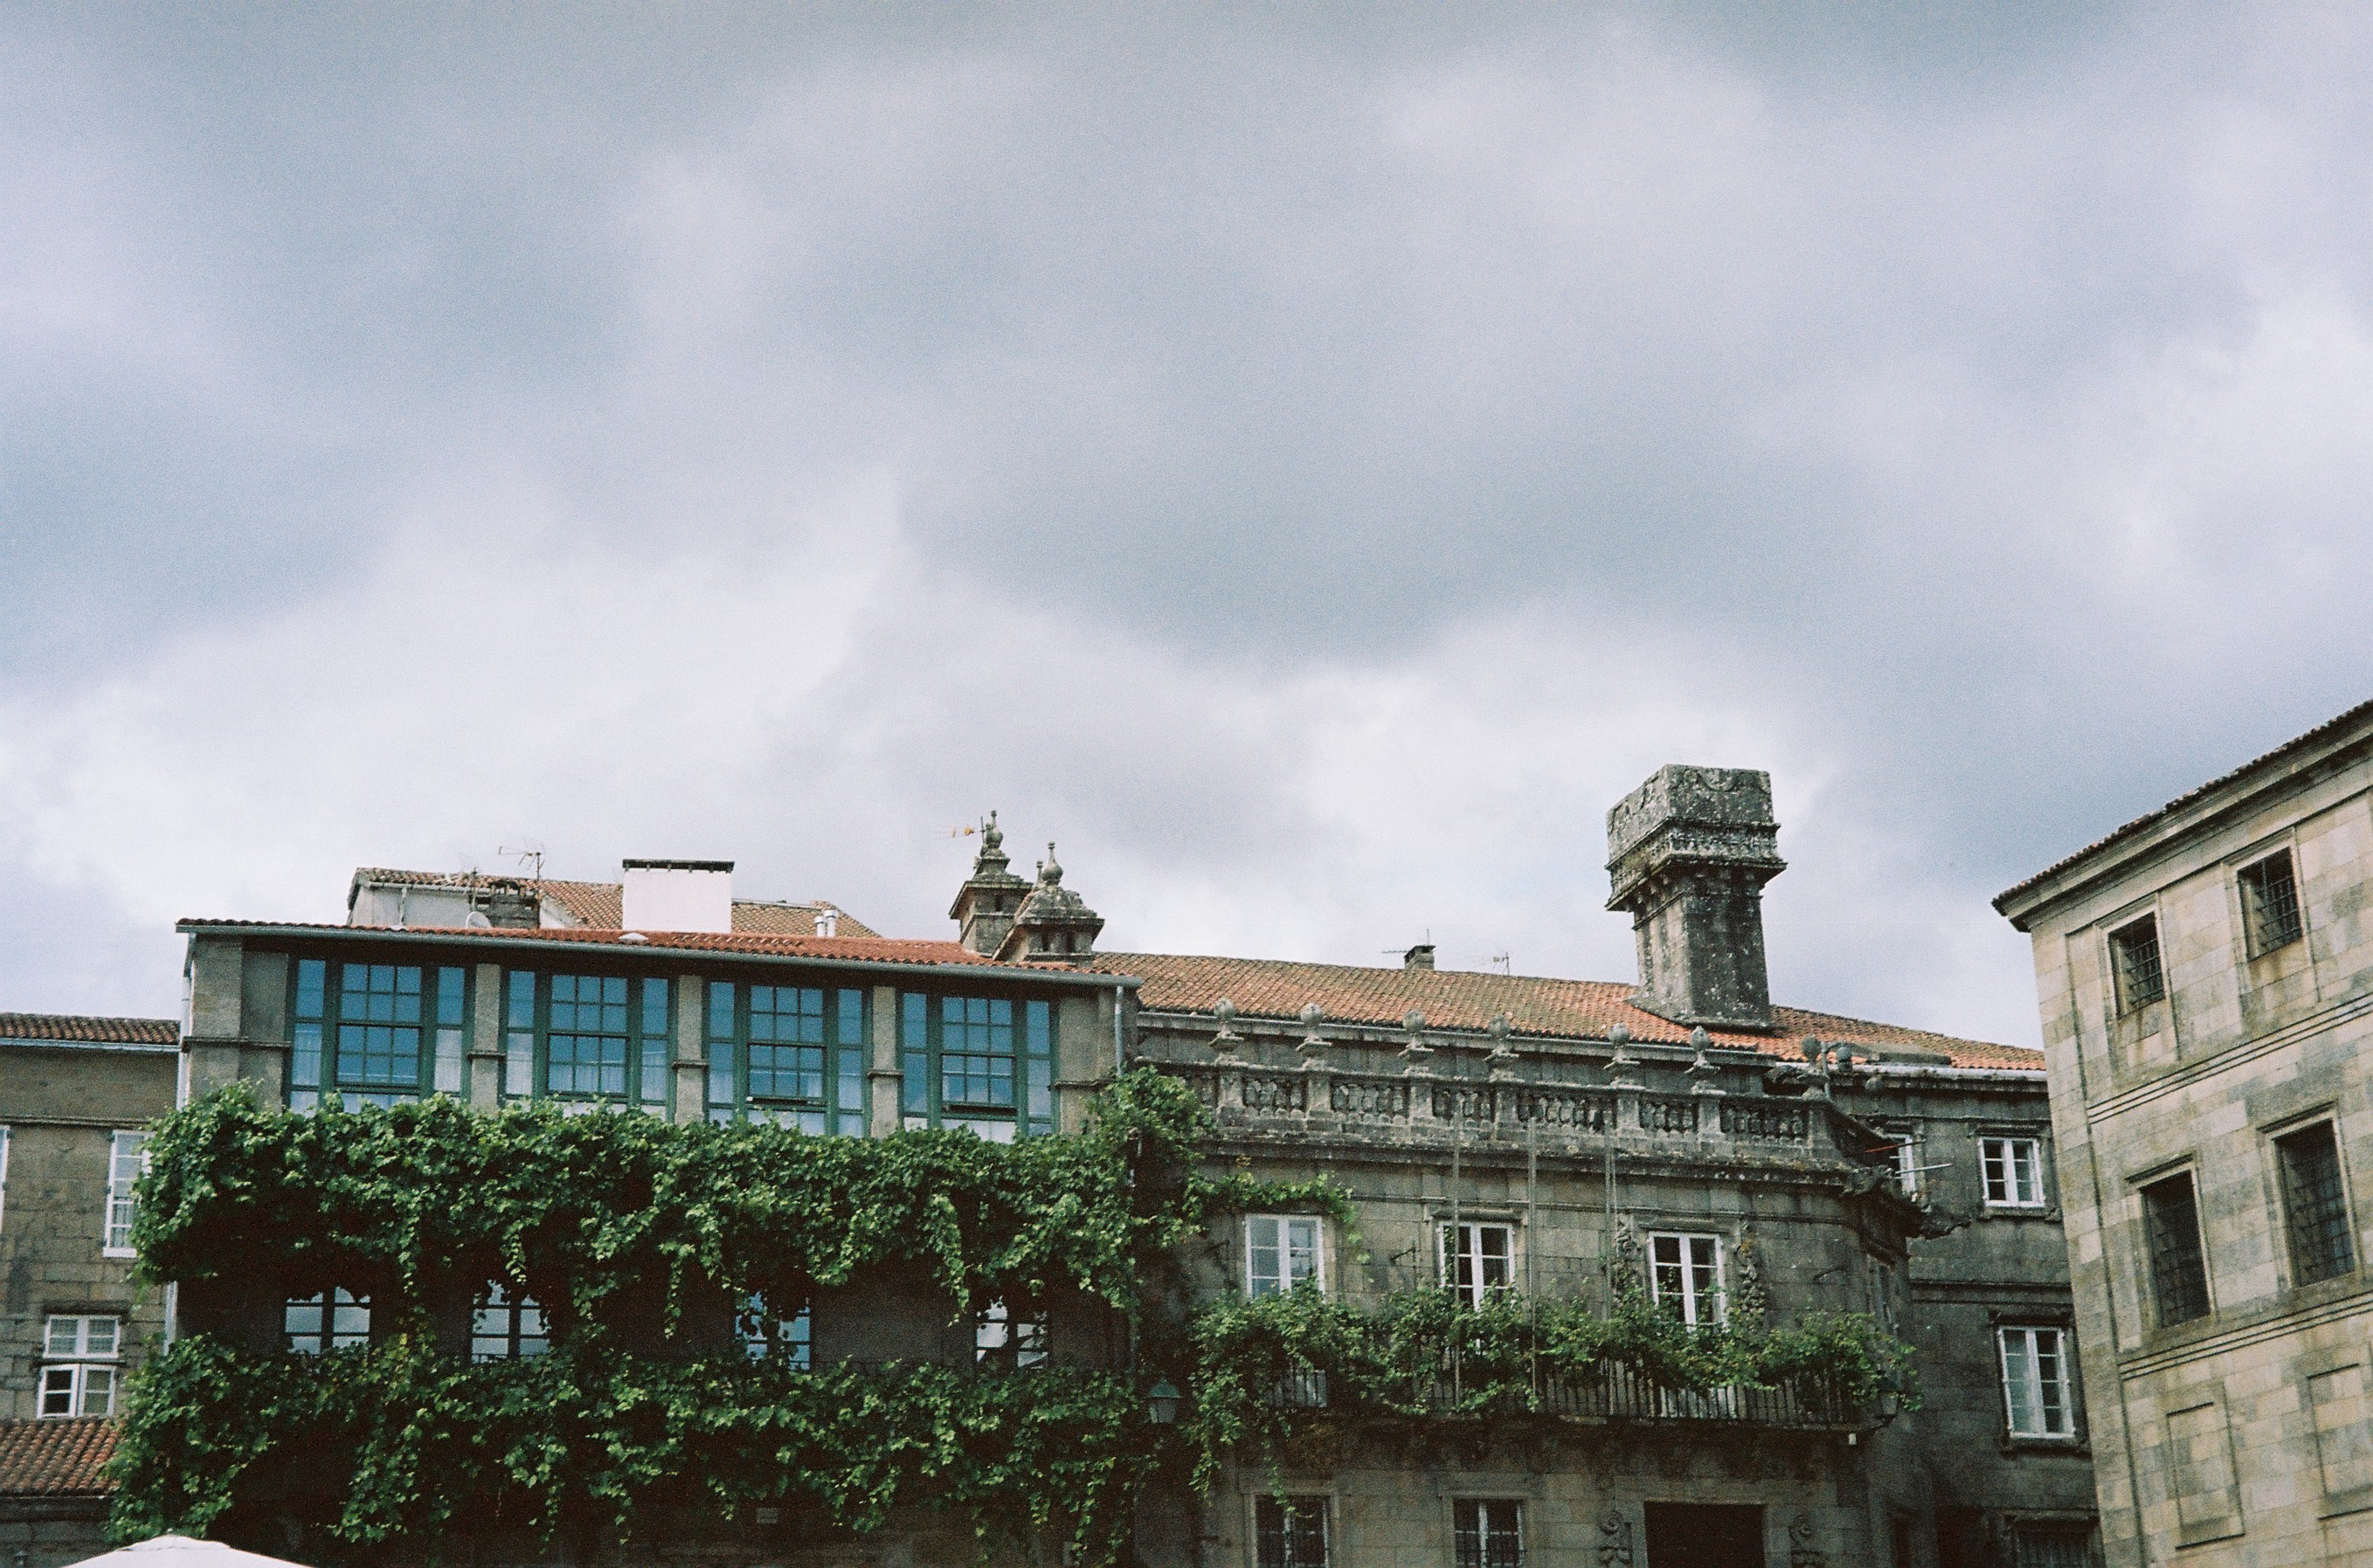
[2276,1121,2356,1286]
[2141,1172,2211,1326]
[2010,1522,2095,1568]
[1455,1500,1523,1568]
[2108,915,2165,1013]
[2239,850,2304,957]
[1255,1496,1328,1568]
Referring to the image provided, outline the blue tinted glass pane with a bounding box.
[708,1039,737,1111]
[642,979,668,1040]
[708,981,735,1039]
[838,990,865,1046]
[508,971,535,1028]
[292,1023,322,1089]
[294,960,327,1020]
[837,1047,864,1114]
[438,968,466,1026]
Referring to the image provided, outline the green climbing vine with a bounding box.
[109,1069,1915,1564]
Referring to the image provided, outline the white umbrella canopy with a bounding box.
[65,1537,313,1568]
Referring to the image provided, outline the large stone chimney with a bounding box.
[1605,766,1785,1031]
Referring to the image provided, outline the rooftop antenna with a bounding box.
[1490,952,1512,975]
[499,843,545,882]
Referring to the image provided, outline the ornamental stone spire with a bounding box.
[949,811,1032,956]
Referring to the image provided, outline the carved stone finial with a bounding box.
[1486,1013,1519,1081]
[1604,1026,1642,1089]
[1297,1002,1329,1060]
[1687,1032,1722,1095]
[1211,998,1242,1055]
[1400,1008,1433,1067]
[1041,843,1063,886]
[1801,1034,1823,1062]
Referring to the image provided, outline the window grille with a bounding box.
[1255,1497,1328,1568]
[2238,850,2304,956]
[2276,1121,2356,1285]
[2108,916,2165,1013]
[1440,1221,1514,1307]
[285,1289,370,1353]
[2010,1522,2095,1568]
[1999,1326,2073,1437]
[1246,1216,1324,1295]
[1649,1233,1724,1324]
[1455,1500,1523,1568]
[103,1130,146,1254]
[2141,1173,2211,1326]
[1982,1137,2046,1208]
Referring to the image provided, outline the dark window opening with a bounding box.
[2109,916,2166,1013]
[2277,1121,2355,1285]
[2141,1173,2211,1326]
[1255,1497,1327,1568]
[1456,1500,1523,1568]
[2239,850,2304,956]
[1643,1502,1763,1568]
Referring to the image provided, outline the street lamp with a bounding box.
[1145,1379,1181,1426]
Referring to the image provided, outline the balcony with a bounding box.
[1263,1359,1882,1432]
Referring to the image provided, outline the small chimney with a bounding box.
[1403,943,1436,971]
[620,859,735,934]
[1605,767,1785,1030]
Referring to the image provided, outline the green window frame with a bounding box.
[289,957,467,1110]
[898,993,1055,1139]
[703,982,868,1135]
[502,971,673,1111]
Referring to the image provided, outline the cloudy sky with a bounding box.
[5,3,2371,1046]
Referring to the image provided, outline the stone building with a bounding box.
[1996,700,2373,1568]
[0,1012,181,1565]
[154,772,2090,1568]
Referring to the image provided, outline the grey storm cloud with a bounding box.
[4,3,2372,1045]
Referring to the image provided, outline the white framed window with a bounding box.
[1982,1137,2045,1209]
[1455,1499,1523,1568]
[973,1298,1048,1370]
[38,1363,114,1418]
[1649,1233,1724,1324]
[1246,1215,1323,1296]
[284,1289,370,1353]
[40,1316,121,1419]
[1880,1124,1923,1197]
[470,1283,547,1361]
[1440,1221,1514,1307]
[103,1130,147,1255]
[1998,1326,2074,1438]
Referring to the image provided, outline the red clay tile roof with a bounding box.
[0,1418,116,1495]
[1091,952,2040,1071]
[1996,697,2373,913]
[350,869,880,937]
[179,921,1090,975]
[0,1015,177,1046]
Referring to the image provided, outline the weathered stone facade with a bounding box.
[0,1014,180,1565]
[138,765,2092,1568]
[1998,699,2373,1568]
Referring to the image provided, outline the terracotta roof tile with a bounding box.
[0,1419,116,1495]
[0,1015,178,1046]
[1091,952,2039,1071]
[350,869,879,936]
